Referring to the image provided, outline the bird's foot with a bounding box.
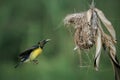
[33,60,39,64]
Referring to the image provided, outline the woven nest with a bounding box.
[64,2,120,80]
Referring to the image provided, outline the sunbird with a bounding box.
[15,39,51,68]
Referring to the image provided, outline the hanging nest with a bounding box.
[64,1,120,80]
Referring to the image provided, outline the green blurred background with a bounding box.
[0,0,120,80]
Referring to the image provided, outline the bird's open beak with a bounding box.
[45,39,51,42]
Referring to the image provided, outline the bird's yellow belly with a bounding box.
[29,48,42,61]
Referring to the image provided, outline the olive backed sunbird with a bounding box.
[15,39,51,68]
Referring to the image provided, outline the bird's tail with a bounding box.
[14,62,22,68]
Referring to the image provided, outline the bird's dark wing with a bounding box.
[19,45,39,62]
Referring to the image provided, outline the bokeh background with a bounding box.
[0,0,120,80]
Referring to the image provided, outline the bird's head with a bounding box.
[38,39,51,48]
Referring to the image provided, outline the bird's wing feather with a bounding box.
[19,45,38,62]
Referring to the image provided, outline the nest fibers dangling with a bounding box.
[64,1,120,80]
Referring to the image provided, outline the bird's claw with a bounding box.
[33,60,39,64]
